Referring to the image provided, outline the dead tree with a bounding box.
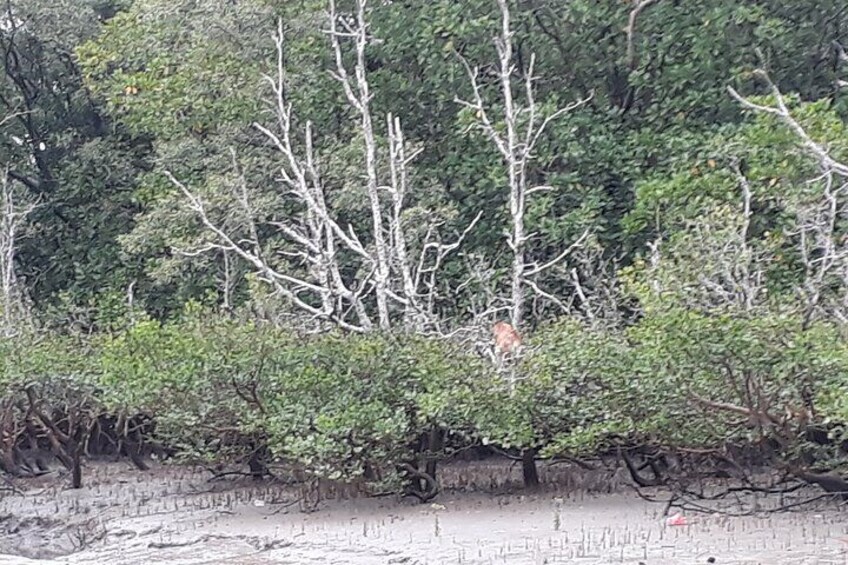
[729,70,848,326]
[170,6,479,333]
[455,0,590,330]
[644,67,848,497]
[327,0,391,329]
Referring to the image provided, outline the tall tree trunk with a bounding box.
[330,0,391,330]
[496,0,525,330]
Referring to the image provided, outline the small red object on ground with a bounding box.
[665,513,687,526]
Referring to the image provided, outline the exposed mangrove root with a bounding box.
[620,447,665,488]
[400,463,440,503]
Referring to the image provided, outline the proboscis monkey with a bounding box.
[492,321,522,363]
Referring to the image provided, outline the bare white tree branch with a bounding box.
[455,0,591,329]
[327,0,392,329]
[172,12,480,334]
[626,0,661,70]
[729,68,848,324]
[728,74,848,177]
[0,168,37,336]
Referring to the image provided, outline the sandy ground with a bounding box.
[0,460,846,565]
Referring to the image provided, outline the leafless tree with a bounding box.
[638,202,772,316]
[729,70,848,325]
[455,0,590,330]
[326,0,392,328]
[170,6,479,333]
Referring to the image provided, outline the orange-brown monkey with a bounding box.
[492,321,522,357]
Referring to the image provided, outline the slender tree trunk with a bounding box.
[350,0,391,330]
[457,0,589,328]
[424,427,443,484]
[71,448,82,489]
[510,212,525,328]
[496,0,525,330]
[361,107,391,330]
[0,172,34,336]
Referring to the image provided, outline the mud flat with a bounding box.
[0,460,846,564]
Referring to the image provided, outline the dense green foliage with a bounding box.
[6,0,842,319]
[1,0,847,493]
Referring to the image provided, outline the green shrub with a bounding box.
[261,332,489,487]
[97,310,491,490]
[471,319,631,459]
[628,308,848,458]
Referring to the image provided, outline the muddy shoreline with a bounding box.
[0,459,846,564]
